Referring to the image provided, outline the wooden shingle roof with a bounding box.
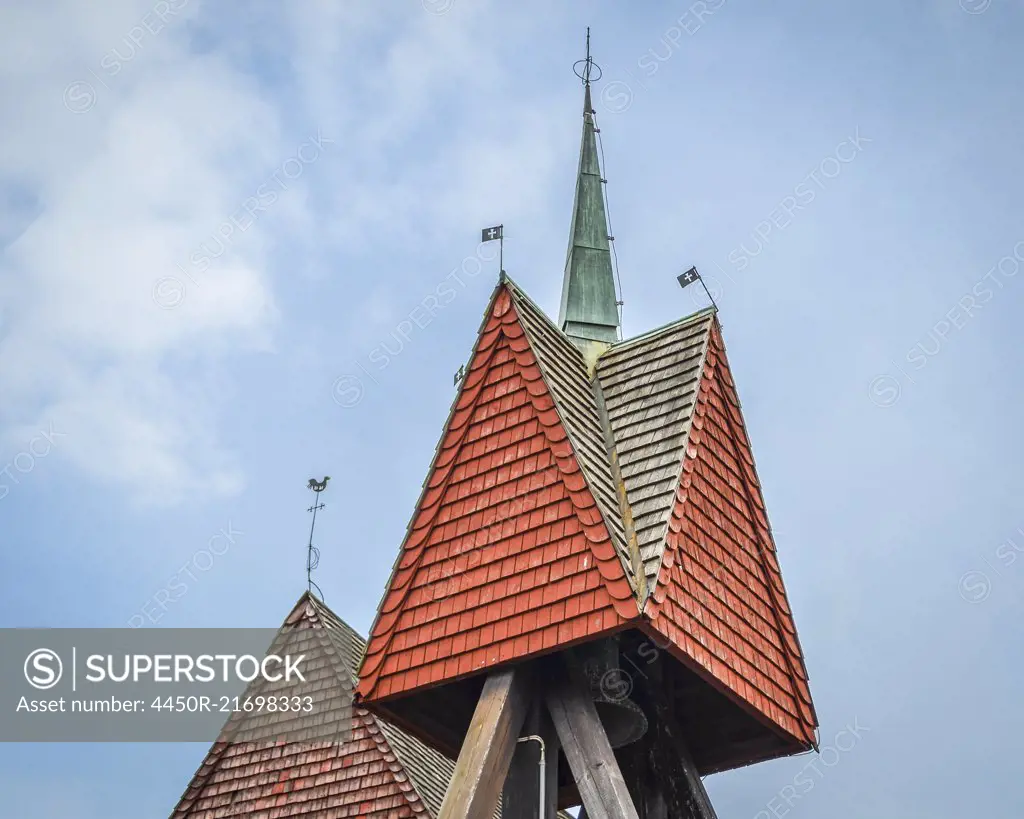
[356,283,638,702]
[171,593,486,818]
[595,309,715,593]
[609,317,816,746]
[356,275,818,760]
[524,282,815,744]
[508,282,640,594]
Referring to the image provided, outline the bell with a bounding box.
[576,637,648,749]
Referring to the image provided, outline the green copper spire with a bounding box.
[559,35,620,350]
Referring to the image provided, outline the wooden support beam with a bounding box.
[631,655,718,819]
[543,657,639,819]
[618,736,668,819]
[503,702,559,819]
[438,667,533,819]
[650,712,717,819]
[647,714,716,815]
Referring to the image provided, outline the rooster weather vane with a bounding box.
[305,476,330,600]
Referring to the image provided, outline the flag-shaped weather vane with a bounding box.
[481,224,504,278]
[677,265,718,311]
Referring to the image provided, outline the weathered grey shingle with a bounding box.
[309,597,463,818]
[506,280,641,596]
[174,593,529,818]
[502,277,717,603]
[595,311,715,592]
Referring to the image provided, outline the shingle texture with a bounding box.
[644,323,816,746]
[171,594,462,818]
[595,311,714,587]
[357,277,817,752]
[510,284,638,591]
[356,284,637,703]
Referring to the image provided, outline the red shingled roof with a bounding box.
[171,594,475,818]
[172,712,432,818]
[645,322,816,747]
[357,277,817,757]
[357,284,637,703]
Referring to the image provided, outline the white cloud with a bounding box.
[0,1,294,504]
[0,0,574,505]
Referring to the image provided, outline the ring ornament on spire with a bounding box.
[573,27,602,86]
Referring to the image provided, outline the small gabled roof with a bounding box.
[170,593,481,818]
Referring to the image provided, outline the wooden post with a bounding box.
[628,644,718,819]
[503,702,559,819]
[618,736,667,819]
[646,705,717,819]
[438,667,533,819]
[543,657,640,819]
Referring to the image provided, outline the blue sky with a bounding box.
[2,0,1023,816]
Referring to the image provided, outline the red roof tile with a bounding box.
[171,595,454,818]
[356,284,636,704]
[645,323,816,746]
[356,275,816,758]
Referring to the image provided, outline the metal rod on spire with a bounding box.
[306,476,329,599]
[584,26,591,84]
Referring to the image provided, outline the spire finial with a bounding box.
[573,26,602,115]
[584,26,591,83]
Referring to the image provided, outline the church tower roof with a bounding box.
[169,31,820,819]
[350,32,817,802]
[355,276,816,773]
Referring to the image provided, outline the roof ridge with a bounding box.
[606,307,716,358]
[357,283,639,702]
[591,375,648,603]
[169,592,359,817]
[638,319,715,614]
[361,708,433,816]
[501,275,560,333]
[506,282,643,602]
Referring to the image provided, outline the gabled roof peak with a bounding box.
[603,306,718,359]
